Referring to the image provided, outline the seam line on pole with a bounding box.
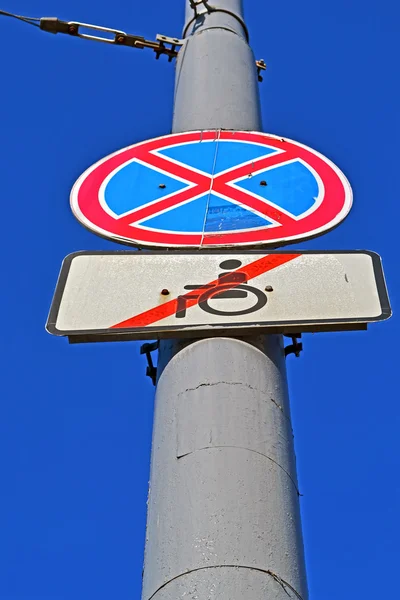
[183,10,250,41]
[176,445,300,494]
[178,380,292,422]
[187,25,245,38]
[147,564,304,600]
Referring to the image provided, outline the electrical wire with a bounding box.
[0,9,40,27]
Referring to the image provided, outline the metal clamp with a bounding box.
[284,334,303,358]
[140,341,159,386]
[189,0,215,16]
[154,34,185,61]
[184,4,250,41]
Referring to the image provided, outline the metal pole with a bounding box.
[141,2,308,599]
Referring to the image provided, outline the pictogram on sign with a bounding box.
[175,260,268,318]
[70,130,353,248]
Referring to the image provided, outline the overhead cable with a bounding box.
[0,9,40,27]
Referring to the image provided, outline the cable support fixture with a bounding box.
[0,10,183,60]
[0,9,267,75]
[39,18,184,61]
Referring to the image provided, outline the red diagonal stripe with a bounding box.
[116,183,209,225]
[111,253,301,329]
[136,151,212,186]
[213,149,298,184]
[210,150,300,226]
[213,183,296,226]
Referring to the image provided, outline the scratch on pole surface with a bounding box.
[176,445,300,495]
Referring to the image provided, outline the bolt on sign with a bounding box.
[46,251,391,343]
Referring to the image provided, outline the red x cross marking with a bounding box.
[72,130,351,248]
[116,145,299,227]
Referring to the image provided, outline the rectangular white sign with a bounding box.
[47,251,391,342]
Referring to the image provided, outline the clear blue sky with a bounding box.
[1,1,399,599]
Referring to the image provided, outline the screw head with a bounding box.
[265,285,273,292]
[161,289,170,296]
[116,35,125,44]
[260,180,268,186]
[159,183,166,189]
[68,25,77,34]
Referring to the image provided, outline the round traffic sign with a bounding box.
[71,130,352,248]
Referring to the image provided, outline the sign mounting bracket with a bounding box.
[140,342,160,386]
[284,334,303,358]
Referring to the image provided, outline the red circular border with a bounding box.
[72,130,351,247]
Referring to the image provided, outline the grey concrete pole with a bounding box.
[141,2,308,599]
[172,0,262,132]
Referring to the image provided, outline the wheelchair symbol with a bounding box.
[175,259,267,318]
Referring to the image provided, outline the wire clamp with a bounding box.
[154,34,185,60]
[140,341,159,386]
[285,334,303,358]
